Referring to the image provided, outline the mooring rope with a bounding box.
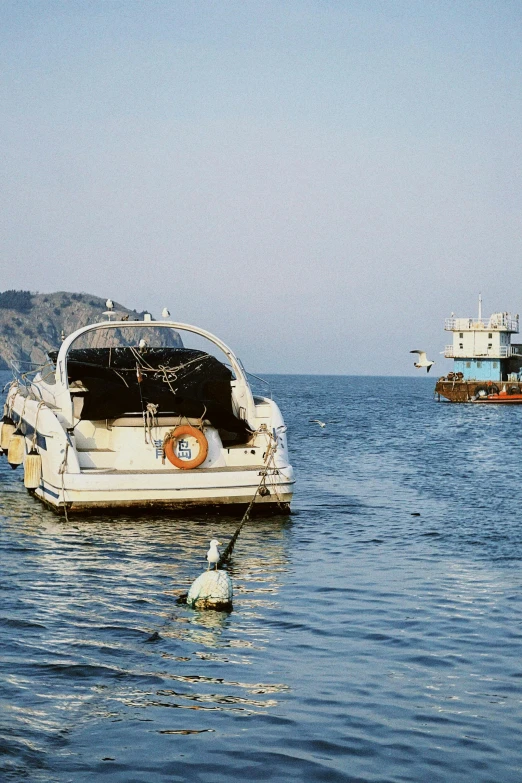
[175,469,269,608]
[31,401,45,451]
[217,483,264,568]
[217,433,277,567]
[58,440,70,523]
[144,402,159,444]
[174,433,279,612]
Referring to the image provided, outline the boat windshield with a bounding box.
[70,323,183,350]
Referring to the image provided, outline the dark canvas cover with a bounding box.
[49,347,250,441]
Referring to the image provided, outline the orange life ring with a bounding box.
[164,425,208,470]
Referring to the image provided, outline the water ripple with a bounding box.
[2,375,522,782]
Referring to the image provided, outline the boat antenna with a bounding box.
[478,293,482,321]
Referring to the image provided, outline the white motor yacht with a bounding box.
[1,313,294,514]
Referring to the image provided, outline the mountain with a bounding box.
[0,290,181,370]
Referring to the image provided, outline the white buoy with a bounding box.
[24,452,42,489]
[1,421,15,451]
[7,432,24,468]
[187,570,233,611]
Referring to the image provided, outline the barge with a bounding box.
[435,297,522,403]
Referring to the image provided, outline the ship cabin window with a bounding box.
[493,362,498,368]
[459,343,463,349]
[459,333,463,338]
[466,362,471,368]
[477,361,482,368]
[488,333,493,338]
[488,343,492,349]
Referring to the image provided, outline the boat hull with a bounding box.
[435,379,522,403]
[5,389,294,515]
[472,395,522,404]
[34,494,292,514]
[32,467,294,513]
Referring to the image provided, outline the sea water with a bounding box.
[1,373,522,782]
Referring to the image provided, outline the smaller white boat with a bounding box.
[1,312,294,514]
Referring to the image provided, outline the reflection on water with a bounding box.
[0,433,294,778]
[3,374,522,782]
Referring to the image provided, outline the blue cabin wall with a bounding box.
[454,358,502,381]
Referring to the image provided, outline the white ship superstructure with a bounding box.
[436,295,522,402]
[443,296,520,382]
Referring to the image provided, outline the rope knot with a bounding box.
[144,402,159,443]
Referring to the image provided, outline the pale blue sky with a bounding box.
[1,1,521,373]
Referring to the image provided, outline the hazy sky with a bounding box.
[1,1,521,374]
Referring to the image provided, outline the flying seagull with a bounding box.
[206,539,222,570]
[309,419,326,427]
[410,350,434,372]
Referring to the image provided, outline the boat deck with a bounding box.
[80,465,268,474]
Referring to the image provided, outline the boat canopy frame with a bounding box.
[53,320,257,427]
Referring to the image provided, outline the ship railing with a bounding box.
[445,317,519,332]
[444,345,520,359]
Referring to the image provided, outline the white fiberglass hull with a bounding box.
[5,390,294,514]
[34,467,294,512]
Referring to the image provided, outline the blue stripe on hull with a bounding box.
[40,484,60,499]
[10,412,47,451]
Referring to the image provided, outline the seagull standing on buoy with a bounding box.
[410,350,434,373]
[206,539,222,570]
[162,307,170,319]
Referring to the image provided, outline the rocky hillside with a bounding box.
[0,290,180,370]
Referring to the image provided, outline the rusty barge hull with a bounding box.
[435,379,522,402]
